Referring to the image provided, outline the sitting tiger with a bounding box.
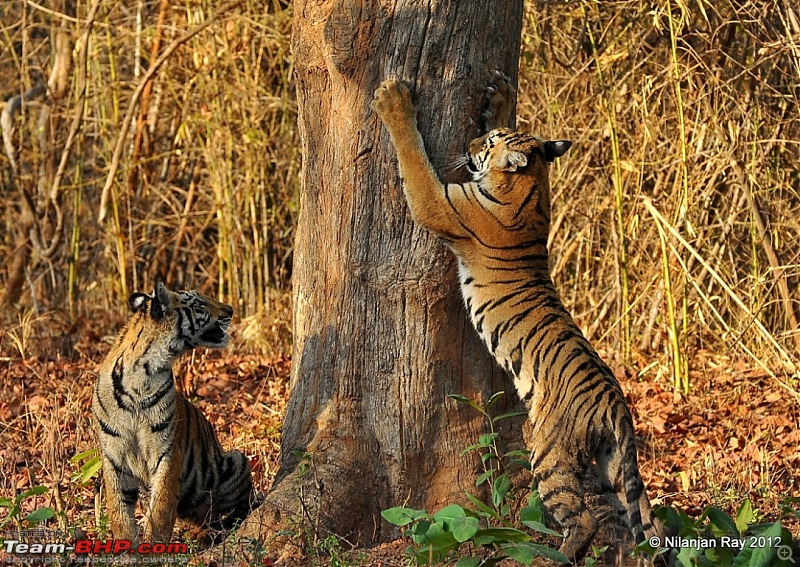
[93,281,254,542]
[372,75,663,562]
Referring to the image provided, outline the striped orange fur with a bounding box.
[372,74,663,562]
[93,281,254,541]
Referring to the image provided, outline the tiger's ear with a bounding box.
[543,140,572,162]
[128,292,151,313]
[500,150,528,172]
[151,280,173,320]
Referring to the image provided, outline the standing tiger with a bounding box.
[372,75,663,562]
[93,281,254,542]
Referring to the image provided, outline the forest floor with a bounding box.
[1,324,799,566]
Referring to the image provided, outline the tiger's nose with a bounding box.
[222,304,234,319]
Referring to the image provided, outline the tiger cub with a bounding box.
[93,281,254,542]
[372,75,663,562]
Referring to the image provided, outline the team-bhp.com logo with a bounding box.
[76,540,187,554]
[4,537,187,559]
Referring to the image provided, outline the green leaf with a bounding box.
[501,541,570,564]
[492,474,511,507]
[780,498,800,520]
[472,527,531,546]
[460,443,488,456]
[704,506,738,536]
[412,519,432,537]
[481,452,497,464]
[478,432,500,446]
[505,449,533,470]
[413,520,444,544]
[448,394,487,417]
[521,520,563,538]
[70,449,99,463]
[456,558,481,567]
[16,485,49,503]
[433,504,466,522]
[519,503,544,525]
[24,507,55,525]
[524,542,571,563]
[504,449,532,459]
[492,411,528,422]
[676,545,702,567]
[465,491,502,522]
[412,547,435,565]
[735,499,754,534]
[450,516,480,542]
[419,529,459,559]
[476,468,495,486]
[485,391,506,412]
[704,546,734,566]
[500,542,536,565]
[633,537,658,557]
[381,506,428,526]
[732,521,781,567]
[0,497,13,508]
[661,505,699,536]
[79,456,103,484]
[777,524,795,549]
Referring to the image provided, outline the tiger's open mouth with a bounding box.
[200,322,229,345]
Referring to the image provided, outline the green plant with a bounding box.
[290,450,359,565]
[584,544,609,567]
[316,534,352,567]
[382,392,568,565]
[0,486,56,530]
[639,498,799,567]
[70,449,102,487]
[448,392,530,521]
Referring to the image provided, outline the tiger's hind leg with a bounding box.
[533,449,598,563]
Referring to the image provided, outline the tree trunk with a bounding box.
[241,0,525,548]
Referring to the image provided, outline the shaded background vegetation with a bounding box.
[2,0,799,381]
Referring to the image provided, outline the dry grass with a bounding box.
[519,0,800,385]
[3,0,799,379]
[1,0,296,356]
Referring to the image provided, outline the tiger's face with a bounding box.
[128,281,233,353]
[466,128,571,185]
[460,128,572,236]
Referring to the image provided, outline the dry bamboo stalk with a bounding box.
[733,159,800,352]
[97,0,242,224]
[128,0,171,195]
[643,196,797,373]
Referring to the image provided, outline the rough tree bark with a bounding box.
[241,0,525,547]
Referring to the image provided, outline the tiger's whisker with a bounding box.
[443,154,470,174]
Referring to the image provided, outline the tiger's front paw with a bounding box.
[372,79,416,128]
[481,70,516,132]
